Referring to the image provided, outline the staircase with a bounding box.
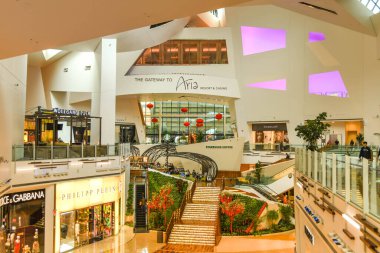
[167,186,221,247]
[134,184,147,233]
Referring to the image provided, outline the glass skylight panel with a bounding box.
[359,0,380,13]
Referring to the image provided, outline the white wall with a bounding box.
[116,96,146,143]
[226,5,380,145]
[42,51,99,108]
[26,66,46,113]
[0,55,27,182]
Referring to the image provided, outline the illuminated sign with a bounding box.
[304,225,315,245]
[0,190,45,207]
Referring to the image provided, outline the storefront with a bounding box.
[24,106,101,145]
[55,176,124,253]
[0,189,46,253]
[322,120,363,145]
[251,122,289,150]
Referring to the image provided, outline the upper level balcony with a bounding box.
[7,143,130,188]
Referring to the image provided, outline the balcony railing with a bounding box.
[295,147,380,218]
[12,143,131,161]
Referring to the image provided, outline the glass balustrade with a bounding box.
[12,144,129,161]
[349,157,363,208]
[326,154,333,190]
[336,154,346,198]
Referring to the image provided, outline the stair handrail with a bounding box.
[215,206,222,245]
[165,181,197,243]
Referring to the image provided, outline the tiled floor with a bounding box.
[71,226,164,253]
[215,231,295,253]
[70,226,295,253]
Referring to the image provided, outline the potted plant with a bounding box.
[356,133,364,146]
[295,112,330,151]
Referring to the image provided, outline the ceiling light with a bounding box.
[342,214,360,230]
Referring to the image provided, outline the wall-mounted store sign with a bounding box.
[0,189,45,207]
[252,123,287,131]
[206,145,233,149]
[304,225,315,245]
[118,74,240,98]
[56,176,122,212]
[53,107,90,116]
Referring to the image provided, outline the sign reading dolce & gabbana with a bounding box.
[0,190,45,208]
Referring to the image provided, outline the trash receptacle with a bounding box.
[157,230,163,243]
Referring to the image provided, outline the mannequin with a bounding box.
[22,245,31,253]
[74,220,80,245]
[31,229,39,253]
[10,226,16,246]
[4,234,11,253]
[14,235,21,253]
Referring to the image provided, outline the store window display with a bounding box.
[0,190,45,253]
[59,202,115,252]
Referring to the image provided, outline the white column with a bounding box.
[322,152,326,187]
[91,39,117,148]
[307,149,312,178]
[314,151,318,181]
[332,153,337,193]
[363,158,369,213]
[0,55,27,182]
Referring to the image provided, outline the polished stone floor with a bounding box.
[70,226,295,253]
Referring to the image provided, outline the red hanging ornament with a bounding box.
[196,123,204,127]
[196,118,204,124]
[147,103,154,109]
[151,117,158,123]
[215,113,223,120]
[181,107,188,113]
[184,121,190,127]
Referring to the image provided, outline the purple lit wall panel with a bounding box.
[309,32,325,43]
[308,71,348,97]
[247,79,287,90]
[241,26,286,55]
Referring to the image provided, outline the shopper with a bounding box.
[350,139,354,146]
[359,141,372,161]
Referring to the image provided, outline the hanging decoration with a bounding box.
[181,107,188,113]
[196,118,204,124]
[147,103,154,109]
[215,113,223,120]
[184,121,190,127]
[152,117,158,123]
[196,123,204,127]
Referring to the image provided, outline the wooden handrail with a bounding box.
[165,181,196,242]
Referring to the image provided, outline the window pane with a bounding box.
[163,42,180,64]
[220,40,228,64]
[182,42,199,64]
[201,42,217,64]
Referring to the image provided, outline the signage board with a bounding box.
[304,225,315,245]
[118,74,240,98]
[252,123,287,131]
[56,176,121,212]
[0,189,45,207]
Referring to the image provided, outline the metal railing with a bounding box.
[12,143,130,161]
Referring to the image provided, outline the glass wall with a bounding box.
[135,40,228,65]
[140,101,233,144]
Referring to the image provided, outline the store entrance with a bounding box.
[59,202,115,252]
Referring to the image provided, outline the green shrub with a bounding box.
[279,205,293,225]
[266,209,279,228]
[126,183,134,215]
[220,194,265,235]
[147,171,188,230]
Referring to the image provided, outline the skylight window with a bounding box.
[42,49,62,61]
[359,0,380,14]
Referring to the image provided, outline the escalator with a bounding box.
[134,182,148,233]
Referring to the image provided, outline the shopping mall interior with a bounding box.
[1,0,380,252]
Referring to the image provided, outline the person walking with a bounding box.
[359,141,372,161]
